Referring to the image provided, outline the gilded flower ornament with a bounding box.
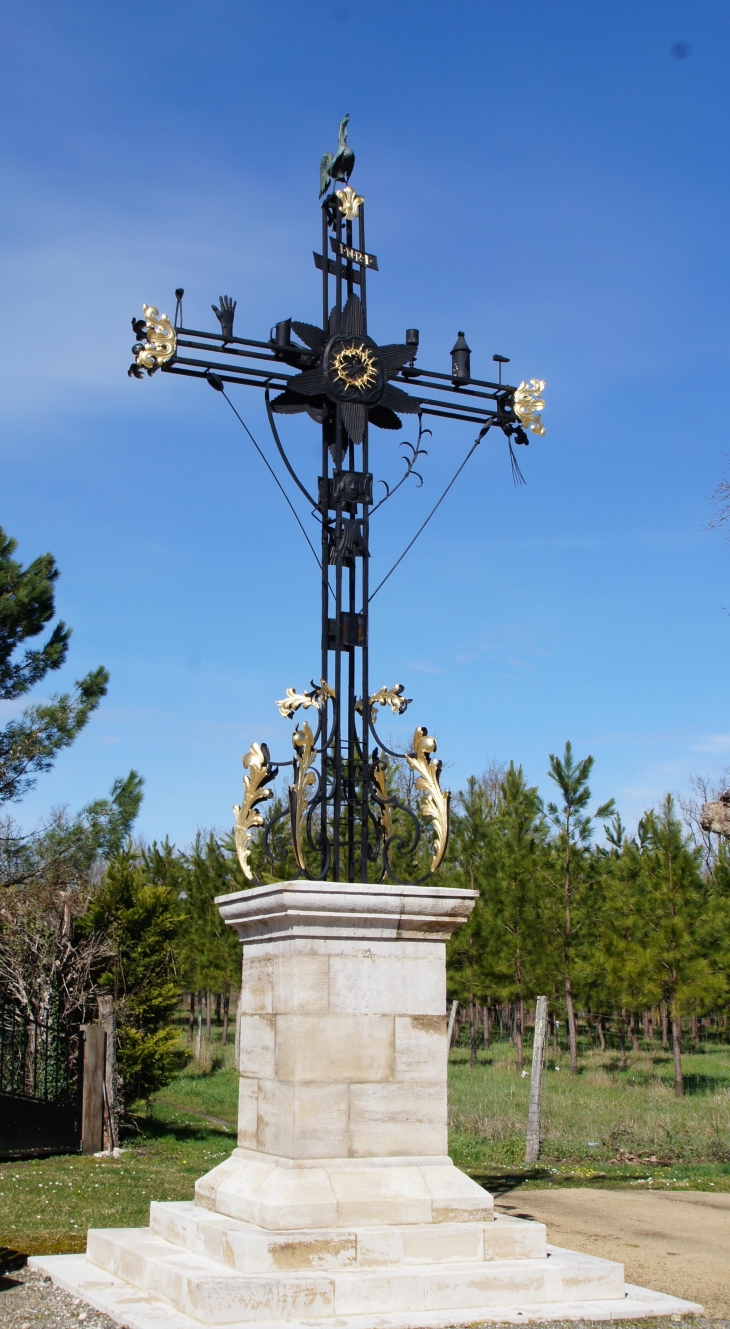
[336,186,364,220]
[513,379,546,436]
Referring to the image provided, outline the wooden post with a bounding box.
[80,1025,106,1155]
[97,994,119,1150]
[525,995,547,1165]
[446,999,458,1055]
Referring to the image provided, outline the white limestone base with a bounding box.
[30,1247,703,1327]
[30,1200,703,1326]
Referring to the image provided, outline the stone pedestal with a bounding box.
[196,881,491,1233]
[31,881,702,1326]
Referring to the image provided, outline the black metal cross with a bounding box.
[128,121,545,887]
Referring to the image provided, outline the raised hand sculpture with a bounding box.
[212,294,236,342]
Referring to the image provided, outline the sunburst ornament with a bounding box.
[332,341,379,392]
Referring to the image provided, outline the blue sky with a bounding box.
[2,0,730,846]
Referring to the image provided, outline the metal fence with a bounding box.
[0,998,82,1158]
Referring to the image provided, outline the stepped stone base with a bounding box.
[31,881,702,1324]
[31,1238,703,1328]
[30,1199,703,1327]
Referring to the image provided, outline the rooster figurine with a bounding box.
[319,114,355,197]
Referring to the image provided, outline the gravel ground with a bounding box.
[0,1265,119,1329]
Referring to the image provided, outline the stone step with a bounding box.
[149,1200,546,1271]
[87,1226,625,1325]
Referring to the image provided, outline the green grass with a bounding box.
[2,1036,730,1264]
[448,1038,730,1192]
[0,1043,239,1262]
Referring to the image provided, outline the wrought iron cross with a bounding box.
[128,121,546,886]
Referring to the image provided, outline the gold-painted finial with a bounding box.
[336,186,364,220]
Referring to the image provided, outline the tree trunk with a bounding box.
[483,1004,491,1051]
[661,1000,669,1048]
[691,1014,700,1050]
[188,992,195,1045]
[469,998,477,1068]
[206,991,212,1042]
[222,986,230,1046]
[196,991,203,1057]
[596,1015,606,1053]
[565,979,578,1074]
[525,996,548,1164]
[631,1013,640,1054]
[672,1015,684,1097]
[516,998,524,1073]
[215,992,222,1027]
[644,1009,652,1042]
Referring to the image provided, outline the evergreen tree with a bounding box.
[0,525,109,804]
[180,832,240,1045]
[488,764,548,1070]
[81,846,183,1108]
[544,742,614,1073]
[637,796,725,1096]
[595,820,646,1067]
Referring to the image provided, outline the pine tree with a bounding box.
[595,819,646,1068]
[180,833,240,1046]
[545,742,615,1074]
[445,774,502,1063]
[489,764,548,1071]
[0,524,109,804]
[637,796,724,1097]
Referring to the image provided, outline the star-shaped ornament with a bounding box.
[271,293,420,442]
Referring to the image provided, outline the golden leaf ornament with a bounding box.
[290,721,318,871]
[276,679,335,720]
[405,727,451,873]
[372,752,393,849]
[356,683,412,722]
[233,742,276,881]
[513,379,546,436]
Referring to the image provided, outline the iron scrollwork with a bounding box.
[236,680,449,886]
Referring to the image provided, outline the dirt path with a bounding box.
[497,1188,730,1317]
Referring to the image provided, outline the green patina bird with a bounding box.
[319,114,355,197]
